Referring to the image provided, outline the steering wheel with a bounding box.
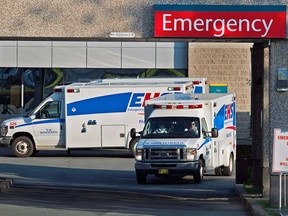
[42,110,50,118]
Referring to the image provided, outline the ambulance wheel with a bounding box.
[223,154,234,176]
[136,171,147,184]
[194,159,204,183]
[215,167,223,176]
[32,150,39,156]
[12,136,35,158]
[130,137,140,156]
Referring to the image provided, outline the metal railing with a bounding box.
[279,172,288,216]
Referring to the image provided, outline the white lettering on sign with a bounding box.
[162,14,273,38]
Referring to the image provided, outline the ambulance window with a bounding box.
[201,118,208,137]
[38,101,61,119]
[143,121,152,136]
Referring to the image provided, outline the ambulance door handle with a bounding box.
[120,133,125,138]
[60,125,63,130]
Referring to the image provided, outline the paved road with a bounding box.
[0,148,249,215]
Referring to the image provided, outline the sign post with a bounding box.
[273,129,288,173]
[272,128,288,213]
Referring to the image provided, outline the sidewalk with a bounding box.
[236,184,271,216]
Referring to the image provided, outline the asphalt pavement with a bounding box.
[0,148,271,215]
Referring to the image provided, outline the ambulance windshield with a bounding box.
[142,117,200,138]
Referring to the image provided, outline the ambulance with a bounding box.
[0,78,206,157]
[131,93,236,184]
[101,77,206,93]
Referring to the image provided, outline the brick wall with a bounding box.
[188,43,252,143]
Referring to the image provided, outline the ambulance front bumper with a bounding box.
[0,136,12,147]
[135,161,199,175]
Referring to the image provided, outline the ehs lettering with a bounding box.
[225,103,234,120]
[129,92,161,107]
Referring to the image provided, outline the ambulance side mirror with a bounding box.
[211,128,218,138]
[130,128,136,139]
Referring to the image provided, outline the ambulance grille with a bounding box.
[145,148,184,161]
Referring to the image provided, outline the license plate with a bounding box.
[158,168,169,175]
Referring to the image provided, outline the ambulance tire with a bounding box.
[32,150,39,156]
[136,171,147,184]
[215,167,223,176]
[223,154,234,176]
[12,136,35,158]
[193,159,204,184]
[130,137,140,156]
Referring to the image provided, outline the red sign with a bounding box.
[154,5,286,38]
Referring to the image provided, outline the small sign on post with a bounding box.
[272,128,288,173]
[272,128,288,212]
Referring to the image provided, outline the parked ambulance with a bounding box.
[101,77,206,93]
[131,93,236,184]
[0,78,205,157]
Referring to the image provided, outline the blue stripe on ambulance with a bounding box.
[15,119,65,128]
[198,138,211,150]
[232,102,236,127]
[214,105,225,130]
[67,92,132,116]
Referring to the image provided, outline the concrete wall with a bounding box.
[269,40,288,206]
[0,0,287,38]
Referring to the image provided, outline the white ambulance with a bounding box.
[0,78,205,157]
[132,93,236,184]
[101,77,206,93]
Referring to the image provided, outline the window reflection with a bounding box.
[0,68,21,115]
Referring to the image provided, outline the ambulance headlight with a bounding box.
[186,148,197,161]
[135,148,143,161]
[1,124,8,136]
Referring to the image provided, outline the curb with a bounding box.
[0,177,14,192]
[235,184,269,216]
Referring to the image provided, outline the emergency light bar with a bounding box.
[167,86,181,91]
[152,104,202,109]
[185,85,193,90]
[54,88,62,92]
[67,88,80,93]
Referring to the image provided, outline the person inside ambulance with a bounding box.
[37,101,60,119]
[38,104,51,119]
[153,122,168,134]
[185,121,199,137]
